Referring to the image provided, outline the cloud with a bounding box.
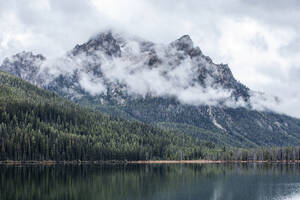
[1,0,300,117]
[0,0,113,61]
[78,72,106,96]
[34,35,238,107]
[100,54,234,106]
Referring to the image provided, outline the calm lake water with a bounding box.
[1,163,300,200]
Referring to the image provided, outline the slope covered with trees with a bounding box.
[2,32,300,148]
[0,71,212,161]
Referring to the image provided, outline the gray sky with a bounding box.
[1,0,300,117]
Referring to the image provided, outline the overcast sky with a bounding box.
[1,0,300,117]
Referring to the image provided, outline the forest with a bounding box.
[206,146,300,162]
[0,70,300,162]
[0,71,209,161]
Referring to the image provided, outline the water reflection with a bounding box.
[0,163,300,200]
[277,188,300,200]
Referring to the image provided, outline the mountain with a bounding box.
[1,30,300,147]
[0,70,208,161]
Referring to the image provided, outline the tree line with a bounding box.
[1,71,300,162]
[0,71,212,161]
[206,146,300,162]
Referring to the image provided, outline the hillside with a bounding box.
[0,70,209,161]
[1,31,300,147]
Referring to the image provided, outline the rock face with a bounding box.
[1,52,45,85]
[1,30,300,147]
[72,32,121,57]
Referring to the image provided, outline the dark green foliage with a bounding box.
[156,122,249,147]
[0,71,211,161]
[83,95,300,147]
[212,146,300,161]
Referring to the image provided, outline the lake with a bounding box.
[1,163,300,200]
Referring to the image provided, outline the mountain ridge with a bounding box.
[1,30,300,147]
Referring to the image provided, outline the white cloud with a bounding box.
[36,38,237,107]
[78,72,106,95]
[1,0,300,117]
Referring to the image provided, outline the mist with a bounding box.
[29,32,283,113]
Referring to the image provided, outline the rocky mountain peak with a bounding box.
[171,35,194,52]
[71,30,121,57]
[4,51,45,62]
[0,31,251,105]
[0,51,45,84]
[1,51,45,71]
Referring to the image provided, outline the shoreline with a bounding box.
[0,160,128,165]
[129,160,300,164]
[1,160,300,165]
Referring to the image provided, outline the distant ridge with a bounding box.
[1,30,300,147]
